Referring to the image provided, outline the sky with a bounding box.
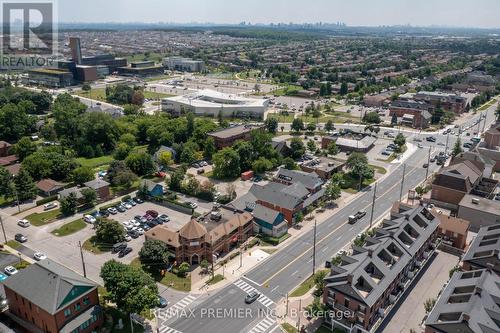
[57,0,500,28]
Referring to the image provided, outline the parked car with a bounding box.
[107,207,118,215]
[123,202,132,209]
[15,233,27,243]
[423,163,429,168]
[43,202,58,211]
[117,205,126,213]
[0,273,7,282]
[245,291,260,304]
[127,199,137,207]
[4,266,18,276]
[134,197,144,204]
[188,202,198,209]
[128,230,140,239]
[146,210,158,218]
[17,219,30,228]
[112,242,127,254]
[33,252,47,261]
[158,214,169,223]
[158,296,168,308]
[118,247,133,258]
[100,210,110,218]
[381,150,391,156]
[136,227,144,235]
[124,235,132,242]
[83,215,96,224]
[426,136,437,142]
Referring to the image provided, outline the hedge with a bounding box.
[121,195,131,202]
[36,195,58,206]
[229,251,240,260]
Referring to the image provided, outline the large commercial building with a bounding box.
[163,56,205,72]
[117,60,164,77]
[3,259,103,333]
[26,68,74,88]
[161,89,268,119]
[323,205,439,332]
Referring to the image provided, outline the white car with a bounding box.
[17,219,30,228]
[43,202,58,211]
[33,252,47,261]
[136,227,144,235]
[122,221,131,228]
[83,215,96,224]
[4,266,18,276]
[188,202,198,209]
[123,203,132,209]
[132,220,140,227]
[124,235,132,242]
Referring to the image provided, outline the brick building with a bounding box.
[389,99,433,129]
[3,259,103,333]
[461,224,500,274]
[207,125,263,149]
[323,205,439,332]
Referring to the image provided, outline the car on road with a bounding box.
[33,252,47,261]
[413,137,422,142]
[107,207,118,215]
[17,219,30,228]
[83,215,96,224]
[4,266,18,276]
[348,211,366,224]
[0,273,7,282]
[417,143,423,148]
[463,142,473,148]
[15,233,27,243]
[437,142,445,146]
[430,156,436,163]
[245,291,260,304]
[118,247,133,258]
[426,136,437,142]
[158,296,168,308]
[43,202,58,210]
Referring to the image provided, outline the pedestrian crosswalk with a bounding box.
[234,279,275,308]
[156,294,197,321]
[159,326,183,333]
[247,317,276,333]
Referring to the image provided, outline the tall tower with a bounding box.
[69,37,82,65]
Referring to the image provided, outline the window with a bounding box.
[64,308,71,317]
[344,298,350,308]
[75,303,81,311]
[83,297,90,305]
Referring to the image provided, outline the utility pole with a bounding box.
[399,163,406,202]
[369,183,377,228]
[297,298,302,331]
[285,293,289,317]
[312,219,317,276]
[78,241,87,278]
[0,216,7,243]
[425,147,431,180]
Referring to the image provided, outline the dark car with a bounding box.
[128,230,140,239]
[147,220,158,228]
[116,205,126,213]
[118,247,132,258]
[245,291,260,304]
[112,242,127,254]
[134,215,143,222]
[99,210,110,218]
[134,197,144,204]
[423,163,429,168]
[15,233,27,243]
[158,296,168,308]
[146,210,158,218]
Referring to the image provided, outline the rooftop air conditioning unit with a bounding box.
[472,198,480,205]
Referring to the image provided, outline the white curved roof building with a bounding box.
[161,89,268,119]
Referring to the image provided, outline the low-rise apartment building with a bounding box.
[3,259,103,333]
[207,124,262,149]
[323,205,439,332]
[461,224,500,274]
[457,194,500,232]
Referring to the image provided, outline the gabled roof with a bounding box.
[179,219,207,240]
[250,182,306,210]
[275,168,323,190]
[36,178,65,193]
[3,259,96,315]
[145,225,180,248]
[433,160,482,192]
[462,225,500,274]
[253,204,282,225]
[84,179,109,190]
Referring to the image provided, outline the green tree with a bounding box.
[424,298,436,313]
[200,259,210,274]
[96,219,126,244]
[82,83,91,92]
[324,179,341,204]
[307,140,316,153]
[324,120,334,132]
[71,166,94,185]
[394,133,406,150]
[283,157,298,170]
[452,137,463,157]
[327,141,339,155]
[81,188,97,206]
[60,192,78,216]
[291,118,304,133]
[168,168,185,191]
[0,167,14,198]
[177,262,190,277]
[290,138,305,159]
[14,168,36,201]
[139,240,171,271]
[158,151,173,168]
[0,103,34,141]
[252,157,273,174]
[363,111,381,124]
[107,161,137,188]
[113,143,132,160]
[314,270,329,294]
[100,260,158,314]
[340,82,348,95]
[213,147,241,179]
[264,117,278,134]
[346,152,374,188]
[131,90,145,106]
[306,122,316,133]
[203,137,217,161]
[123,104,140,116]
[12,137,36,161]
[125,152,154,176]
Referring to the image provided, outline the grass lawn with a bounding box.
[207,274,225,285]
[340,173,374,192]
[143,91,174,99]
[258,233,291,246]
[266,113,296,123]
[131,258,191,292]
[281,323,298,333]
[14,260,30,270]
[103,307,145,333]
[0,195,14,207]
[76,155,115,169]
[51,219,87,236]
[82,236,112,254]
[289,269,329,297]
[5,240,21,249]
[376,154,397,163]
[25,208,61,226]
[75,88,106,101]
[261,248,278,255]
[369,164,387,174]
[477,98,497,111]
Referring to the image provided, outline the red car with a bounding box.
[145,210,158,218]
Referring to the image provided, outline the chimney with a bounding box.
[462,313,470,323]
[486,262,495,272]
[368,249,373,258]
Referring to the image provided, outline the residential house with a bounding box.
[425,268,500,333]
[457,194,500,232]
[434,214,470,250]
[300,157,345,180]
[36,179,65,197]
[271,138,291,157]
[273,168,324,193]
[3,259,103,333]
[477,122,500,172]
[140,179,164,197]
[0,141,11,157]
[323,205,439,332]
[450,150,495,178]
[461,224,500,274]
[252,204,288,237]
[83,179,111,201]
[58,187,84,201]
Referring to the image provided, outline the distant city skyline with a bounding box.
[57,0,500,29]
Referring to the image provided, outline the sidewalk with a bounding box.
[275,289,324,333]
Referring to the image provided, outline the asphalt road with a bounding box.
[164,102,498,333]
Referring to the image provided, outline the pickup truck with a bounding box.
[348,211,367,224]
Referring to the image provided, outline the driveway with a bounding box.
[378,251,460,333]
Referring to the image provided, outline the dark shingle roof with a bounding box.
[275,168,323,190]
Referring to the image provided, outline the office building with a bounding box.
[117,60,164,77]
[163,56,205,72]
[207,124,263,149]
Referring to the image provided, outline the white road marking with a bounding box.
[336,236,342,241]
[242,275,263,286]
[160,326,183,333]
[234,280,275,308]
[291,270,299,276]
[248,317,275,333]
[270,285,279,293]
